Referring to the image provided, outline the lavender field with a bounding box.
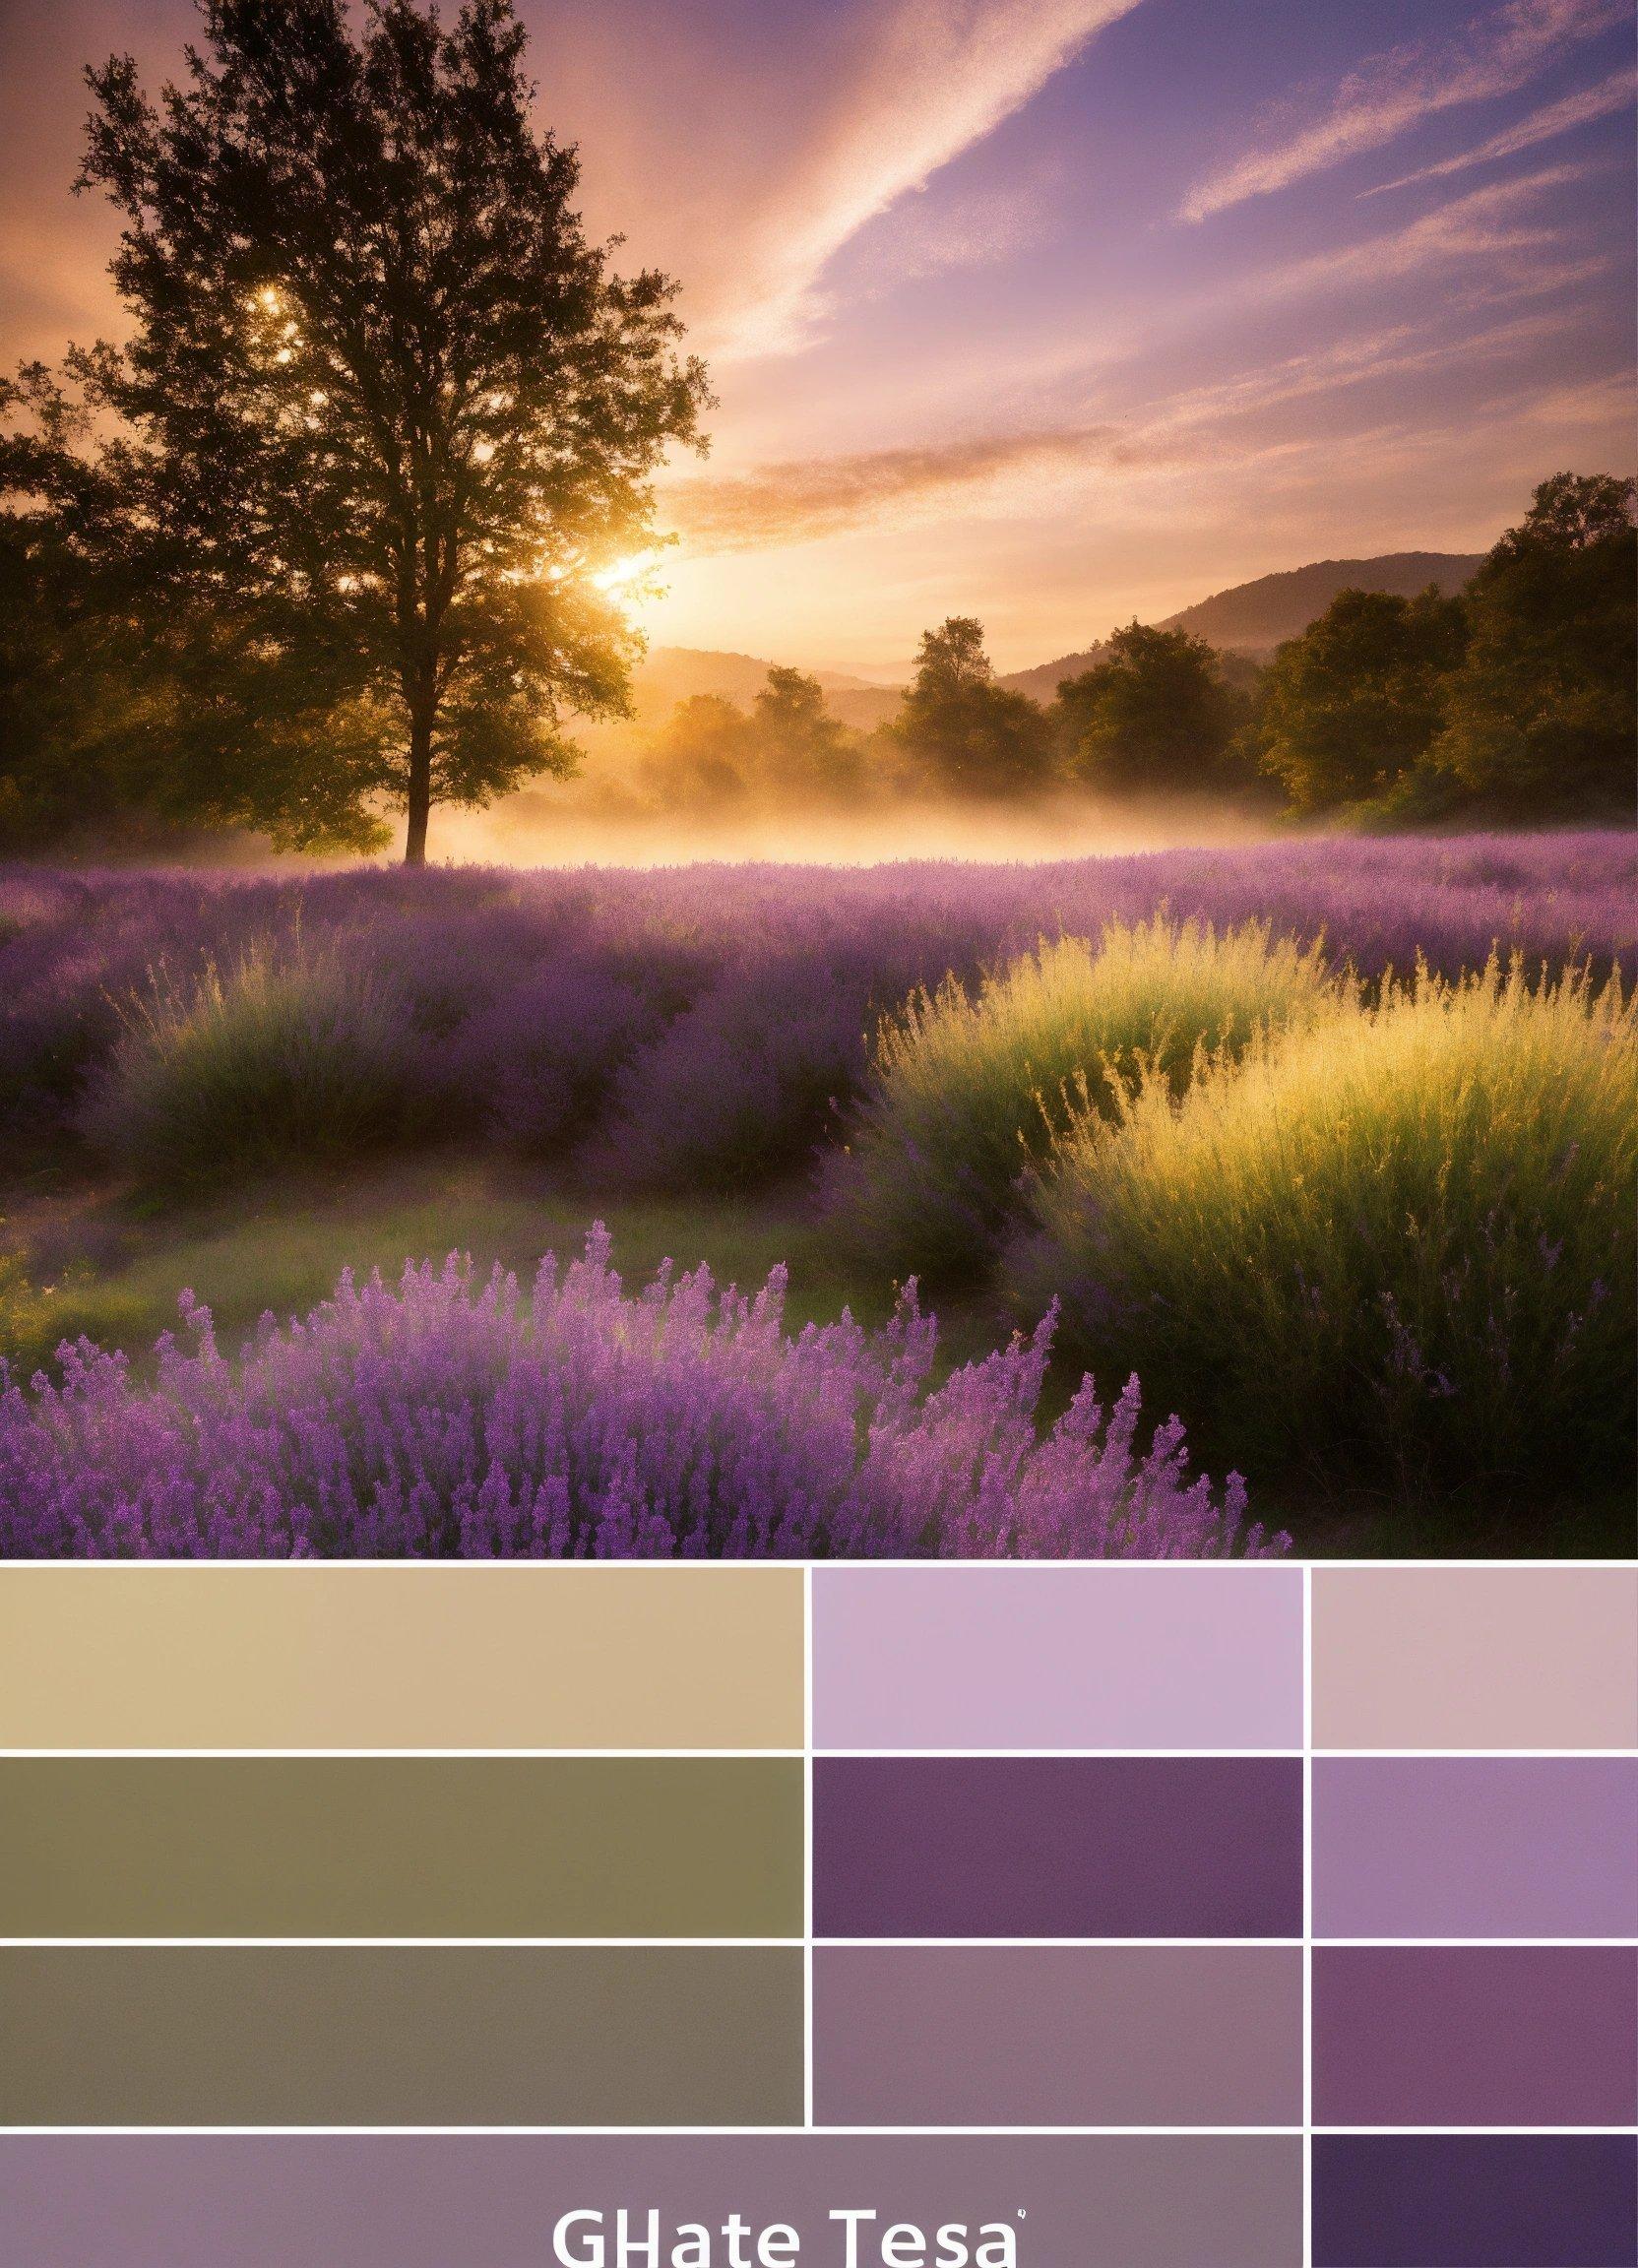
[1,833,1633,1557]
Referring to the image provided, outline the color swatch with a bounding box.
[0,1947,803,2126]
[1311,1566,1638,1750]
[0,1564,804,1748]
[813,1946,1303,2126]
[812,1565,1302,1749]
[812,1757,1304,1937]
[1311,1756,1638,1938]
[0,2135,1307,2268]
[0,1757,803,1937]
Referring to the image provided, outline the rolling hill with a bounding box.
[999,551,1485,702]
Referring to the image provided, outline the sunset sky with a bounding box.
[1,0,1632,675]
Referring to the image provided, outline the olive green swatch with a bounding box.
[0,1947,804,2125]
[0,1759,802,1937]
[0,1567,805,1750]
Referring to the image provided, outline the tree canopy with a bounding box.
[32,0,710,861]
[1244,586,1469,814]
[886,617,1053,796]
[1053,621,1249,793]
[1429,472,1636,816]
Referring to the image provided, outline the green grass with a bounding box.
[832,914,1335,1285]
[0,1156,1010,1383]
[1022,954,1637,1516]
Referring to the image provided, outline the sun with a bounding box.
[591,548,661,594]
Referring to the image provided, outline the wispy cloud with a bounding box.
[688,0,1142,354]
[662,423,1131,550]
[1178,0,1625,222]
[661,284,1608,562]
[1362,64,1636,194]
[1261,163,1596,297]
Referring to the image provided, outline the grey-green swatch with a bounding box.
[0,1947,805,2125]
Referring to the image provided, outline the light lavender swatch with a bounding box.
[813,1567,1303,1749]
[1312,1759,1638,1939]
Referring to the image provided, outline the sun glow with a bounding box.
[592,549,660,593]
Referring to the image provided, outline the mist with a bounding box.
[434,787,1276,869]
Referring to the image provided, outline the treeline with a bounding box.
[637,472,1635,828]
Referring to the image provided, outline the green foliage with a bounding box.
[886,617,1053,796]
[1024,959,1637,1498]
[835,915,1335,1285]
[1053,621,1251,791]
[0,1247,44,1366]
[1244,585,1470,813]
[1429,472,1636,815]
[38,0,710,861]
[91,942,422,1192]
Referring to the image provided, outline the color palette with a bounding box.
[0,1559,1633,2268]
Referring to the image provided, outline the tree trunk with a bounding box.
[404,702,434,866]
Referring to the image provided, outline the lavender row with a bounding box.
[2,833,1630,1187]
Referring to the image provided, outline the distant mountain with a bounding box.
[998,551,1486,701]
[1159,551,1486,655]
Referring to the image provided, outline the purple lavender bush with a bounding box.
[0,1228,1281,1559]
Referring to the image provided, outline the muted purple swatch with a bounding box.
[812,1758,1304,1937]
[812,1567,1303,1750]
[0,2135,1304,2268]
[1312,1759,1638,1938]
[814,1945,1303,2126]
[1311,2135,1638,2268]
[1312,1947,1638,2127]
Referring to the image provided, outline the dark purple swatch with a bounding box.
[812,1758,1304,1937]
[1312,1947,1638,2127]
[1312,2135,1638,2268]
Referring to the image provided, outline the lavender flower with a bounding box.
[0,1228,1280,1560]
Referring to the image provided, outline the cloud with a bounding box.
[1362,64,1636,194]
[660,278,1610,562]
[662,423,1133,550]
[671,0,1144,355]
[1178,0,1625,222]
[1260,163,1595,298]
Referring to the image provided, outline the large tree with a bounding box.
[1052,621,1248,793]
[67,0,710,861]
[886,616,1052,796]
[1429,472,1636,816]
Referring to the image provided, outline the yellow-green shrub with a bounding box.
[834,915,1334,1283]
[1021,957,1636,1497]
